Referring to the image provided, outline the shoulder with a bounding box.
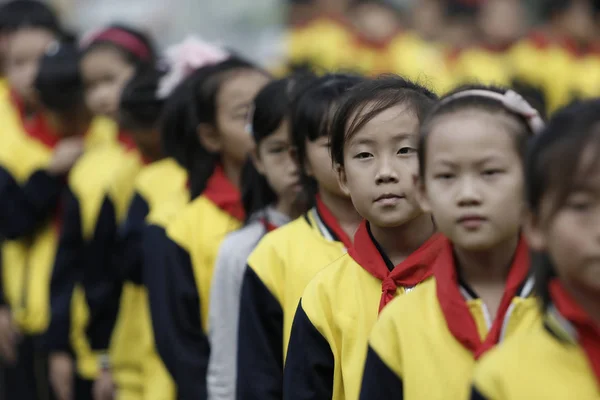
[247,216,310,264]
[135,158,186,190]
[218,222,264,264]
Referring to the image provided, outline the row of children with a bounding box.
[286,0,600,112]
[0,1,599,400]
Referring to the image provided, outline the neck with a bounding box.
[221,156,242,189]
[563,282,600,327]
[275,191,303,220]
[454,234,520,285]
[369,213,436,266]
[318,188,362,241]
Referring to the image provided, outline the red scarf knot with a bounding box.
[203,165,245,221]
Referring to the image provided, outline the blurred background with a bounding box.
[21,0,600,114]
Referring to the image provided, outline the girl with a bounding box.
[358,85,545,400]
[470,100,600,399]
[46,24,156,400]
[236,74,364,400]
[143,56,270,399]
[207,76,308,400]
[283,76,442,400]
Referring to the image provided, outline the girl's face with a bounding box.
[528,147,600,294]
[305,135,347,198]
[254,119,301,202]
[216,69,270,167]
[81,46,136,119]
[5,28,56,105]
[419,111,525,250]
[339,104,422,227]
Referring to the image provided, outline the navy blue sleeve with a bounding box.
[142,224,209,400]
[0,167,63,239]
[470,386,489,400]
[114,193,149,285]
[359,346,404,400]
[82,196,123,350]
[46,189,83,353]
[283,301,334,400]
[237,266,284,400]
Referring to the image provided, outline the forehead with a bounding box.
[218,70,270,107]
[427,111,517,162]
[7,28,55,55]
[81,47,132,75]
[349,104,419,143]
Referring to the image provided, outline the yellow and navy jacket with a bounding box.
[283,221,444,400]
[144,165,243,400]
[470,281,600,400]
[236,196,354,400]
[0,116,115,336]
[45,132,141,380]
[359,236,540,400]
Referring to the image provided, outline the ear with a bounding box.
[197,123,222,153]
[414,175,432,213]
[336,164,351,197]
[251,148,265,174]
[523,210,547,252]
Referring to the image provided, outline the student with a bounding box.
[358,85,545,400]
[236,74,364,400]
[45,24,156,400]
[207,76,308,400]
[469,100,600,399]
[143,57,270,400]
[0,39,110,400]
[283,76,442,400]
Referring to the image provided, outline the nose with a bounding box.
[375,156,399,185]
[456,176,482,206]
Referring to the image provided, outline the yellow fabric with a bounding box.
[1,117,116,336]
[452,48,513,88]
[246,211,348,360]
[368,278,540,400]
[166,195,243,333]
[473,322,599,399]
[300,253,419,400]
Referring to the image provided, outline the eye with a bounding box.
[482,169,503,177]
[398,147,416,155]
[434,172,454,180]
[566,194,594,212]
[268,146,287,154]
[354,152,372,160]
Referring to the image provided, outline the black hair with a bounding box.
[417,84,540,180]
[330,75,437,166]
[119,66,165,131]
[290,73,364,200]
[82,24,156,68]
[525,100,600,311]
[161,56,266,199]
[0,0,61,35]
[34,40,83,112]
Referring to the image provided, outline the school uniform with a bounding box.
[207,207,290,400]
[470,280,600,399]
[143,165,244,400]
[45,132,140,394]
[236,196,353,400]
[359,235,540,400]
[0,114,115,399]
[283,221,444,400]
[108,157,187,400]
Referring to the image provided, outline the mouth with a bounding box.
[374,193,404,206]
[457,214,487,229]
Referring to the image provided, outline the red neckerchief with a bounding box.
[550,280,600,384]
[348,220,444,313]
[435,235,530,359]
[11,90,60,149]
[260,218,279,233]
[202,165,245,222]
[117,131,137,152]
[314,194,353,249]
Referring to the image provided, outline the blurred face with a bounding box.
[216,69,270,166]
[478,0,524,45]
[419,111,525,251]
[561,0,597,42]
[254,119,301,202]
[81,46,135,119]
[339,104,422,228]
[5,28,56,105]
[305,135,346,198]
[129,127,162,162]
[528,147,600,294]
